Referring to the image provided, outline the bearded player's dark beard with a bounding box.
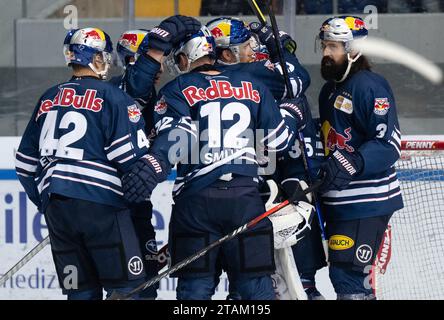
[321,56,349,82]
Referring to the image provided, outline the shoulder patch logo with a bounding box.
[334,95,353,114]
[374,97,390,115]
[127,104,141,123]
[154,95,168,115]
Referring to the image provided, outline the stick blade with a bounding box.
[352,37,443,85]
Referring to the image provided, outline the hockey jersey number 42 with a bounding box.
[15,76,150,212]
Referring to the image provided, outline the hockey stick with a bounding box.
[0,235,50,287]
[247,0,267,25]
[352,37,442,84]
[247,0,329,261]
[110,179,322,300]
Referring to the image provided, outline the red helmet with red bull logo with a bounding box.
[116,29,149,67]
[67,27,113,79]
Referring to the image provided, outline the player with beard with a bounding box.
[316,16,404,300]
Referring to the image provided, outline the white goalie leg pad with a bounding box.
[272,247,307,300]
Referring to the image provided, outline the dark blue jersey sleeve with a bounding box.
[273,51,311,98]
[15,100,43,209]
[149,82,196,168]
[256,83,296,155]
[122,54,161,100]
[217,52,310,101]
[101,90,150,173]
[355,78,401,176]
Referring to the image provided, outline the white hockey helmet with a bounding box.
[318,16,368,53]
[317,16,369,82]
[68,27,113,79]
[164,26,216,76]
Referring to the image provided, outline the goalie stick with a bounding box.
[0,235,50,287]
[247,0,329,261]
[109,179,323,300]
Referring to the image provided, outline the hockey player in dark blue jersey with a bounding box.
[206,17,310,101]
[271,104,327,300]
[109,29,158,135]
[122,25,314,300]
[206,17,327,300]
[316,16,404,299]
[105,18,202,299]
[107,28,162,300]
[15,27,169,300]
[247,22,328,300]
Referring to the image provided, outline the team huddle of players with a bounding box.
[16,14,403,300]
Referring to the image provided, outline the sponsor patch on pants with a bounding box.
[328,235,355,250]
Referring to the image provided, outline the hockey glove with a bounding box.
[318,149,364,194]
[148,15,201,54]
[122,154,169,203]
[249,22,297,59]
[265,180,314,249]
[279,97,309,131]
[281,178,312,204]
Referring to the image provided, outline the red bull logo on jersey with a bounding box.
[254,52,270,62]
[374,97,390,115]
[182,80,260,106]
[154,95,168,115]
[36,88,103,119]
[326,127,355,153]
[127,104,141,123]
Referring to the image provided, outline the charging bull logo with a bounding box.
[127,104,141,123]
[374,97,390,116]
[121,33,138,46]
[326,126,355,153]
[84,29,103,40]
[210,21,231,39]
[344,17,366,31]
[353,18,366,30]
[210,27,224,38]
